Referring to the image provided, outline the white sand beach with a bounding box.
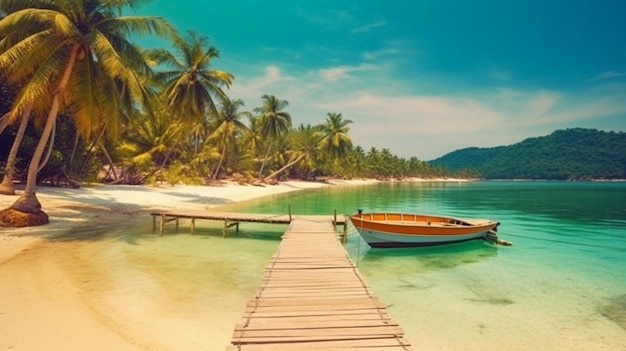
[0,180,379,351]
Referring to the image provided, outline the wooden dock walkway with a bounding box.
[227,217,413,350]
[150,210,345,236]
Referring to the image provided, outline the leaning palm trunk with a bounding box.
[78,125,109,180]
[100,144,118,181]
[0,104,32,195]
[257,143,273,178]
[37,119,56,173]
[264,144,318,182]
[6,45,79,219]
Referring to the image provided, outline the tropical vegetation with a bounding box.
[431,128,626,180]
[0,0,446,227]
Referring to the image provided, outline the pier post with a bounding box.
[288,204,292,222]
[333,210,337,231]
[191,218,196,235]
[160,213,165,236]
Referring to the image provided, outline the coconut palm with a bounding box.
[317,113,353,159]
[0,104,32,195]
[0,72,29,195]
[253,94,292,178]
[146,30,233,124]
[117,106,186,184]
[264,112,353,181]
[0,0,174,224]
[315,113,353,177]
[208,98,251,180]
[346,145,367,178]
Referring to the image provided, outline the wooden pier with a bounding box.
[227,216,413,350]
[150,210,345,237]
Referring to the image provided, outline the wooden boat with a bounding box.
[349,211,501,248]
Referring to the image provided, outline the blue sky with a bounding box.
[136,0,626,160]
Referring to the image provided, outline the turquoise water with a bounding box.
[59,181,626,350]
[219,181,626,350]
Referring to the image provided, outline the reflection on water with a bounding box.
[352,238,498,274]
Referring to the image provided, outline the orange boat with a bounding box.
[349,211,502,248]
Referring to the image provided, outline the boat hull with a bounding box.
[349,212,499,248]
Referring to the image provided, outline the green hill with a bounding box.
[430,128,626,180]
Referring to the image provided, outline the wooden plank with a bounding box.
[236,319,399,330]
[231,329,406,342]
[227,336,412,350]
[240,314,393,324]
[227,217,414,351]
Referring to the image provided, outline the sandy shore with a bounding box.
[0,181,340,263]
[1,177,472,350]
[0,180,382,350]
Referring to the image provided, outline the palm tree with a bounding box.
[117,107,186,184]
[346,145,367,178]
[317,113,353,160]
[366,147,381,178]
[379,148,394,179]
[0,71,29,195]
[264,112,353,181]
[0,103,32,195]
[0,0,174,225]
[208,98,251,180]
[253,94,292,178]
[315,113,353,177]
[147,30,233,124]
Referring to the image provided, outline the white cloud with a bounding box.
[296,8,354,31]
[317,93,501,135]
[229,65,298,105]
[589,71,626,81]
[319,64,376,81]
[362,48,400,60]
[320,67,349,81]
[352,20,387,34]
[228,63,626,159]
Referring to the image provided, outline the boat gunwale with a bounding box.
[348,212,499,237]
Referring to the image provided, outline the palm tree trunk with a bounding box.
[100,144,118,181]
[265,143,320,181]
[264,151,309,182]
[212,132,229,180]
[258,143,272,178]
[78,124,107,179]
[264,134,330,182]
[9,44,80,214]
[212,149,226,180]
[0,104,32,195]
[37,120,56,172]
[0,112,10,136]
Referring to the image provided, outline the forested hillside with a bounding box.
[431,128,626,180]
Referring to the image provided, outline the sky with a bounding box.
[135,0,626,160]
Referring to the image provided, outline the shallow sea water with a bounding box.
[56,181,626,350]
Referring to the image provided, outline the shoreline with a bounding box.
[0,177,467,263]
[0,179,372,350]
[0,180,346,351]
[0,180,341,263]
[0,177,468,350]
